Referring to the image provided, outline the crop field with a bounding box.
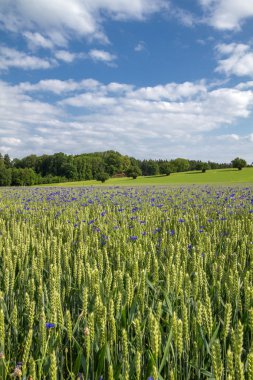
[1,185,253,379]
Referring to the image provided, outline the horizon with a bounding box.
[1,0,253,162]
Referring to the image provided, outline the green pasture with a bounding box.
[39,167,253,187]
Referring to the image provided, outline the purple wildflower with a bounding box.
[45,323,55,329]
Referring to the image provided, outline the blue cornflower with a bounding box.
[45,323,55,329]
[130,236,138,241]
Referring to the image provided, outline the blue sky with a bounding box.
[1,0,253,162]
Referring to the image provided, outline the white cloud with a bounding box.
[216,134,240,141]
[128,81,207,101]
[236,81,253,90]
[0,0,168,45]
[23,31,55,49]
[170,7,196,27]
[60,92,117,108]
[1,78,253,160]
[199,0,253,30]
[134,41,146,52]
[18,79,102,94]
[216,43,253,78]
[54,50,80,63]
[88,49,117,64]
[0,45,55,70]
[1,137,22,146]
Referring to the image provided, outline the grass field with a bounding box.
[39,167,253,187]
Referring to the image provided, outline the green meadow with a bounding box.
[38,167,253,187]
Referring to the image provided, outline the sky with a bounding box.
[1,0,253,162]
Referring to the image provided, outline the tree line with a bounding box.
[0,151,248,186]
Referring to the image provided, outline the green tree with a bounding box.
[125,166,142,179]
[201,162,210,173]
[141,160,159,176]
[96,172,110,183]
[231,157,247,170]
[159,162,174,176]
[3,154,12,168]
[195,161,210,173]
[172,158,190,172]
[0,167,12,186]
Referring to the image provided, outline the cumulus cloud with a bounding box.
[215,43,253,78]
[23,31,55,50]
[54,50,81,63]
[1,78,253,160]
[0,45,55,70]
[216,133,240,141]
[88,49,117,65]
[18,78,102,94]
[199,0,253,30]
[134,41,146,52]
[236,81,253,90]
[0,0,168,45]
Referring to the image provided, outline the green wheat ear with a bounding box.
[211,339,223,380]
[0,308,5,354]
[248,352,253,380]
[50,351,57,380]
